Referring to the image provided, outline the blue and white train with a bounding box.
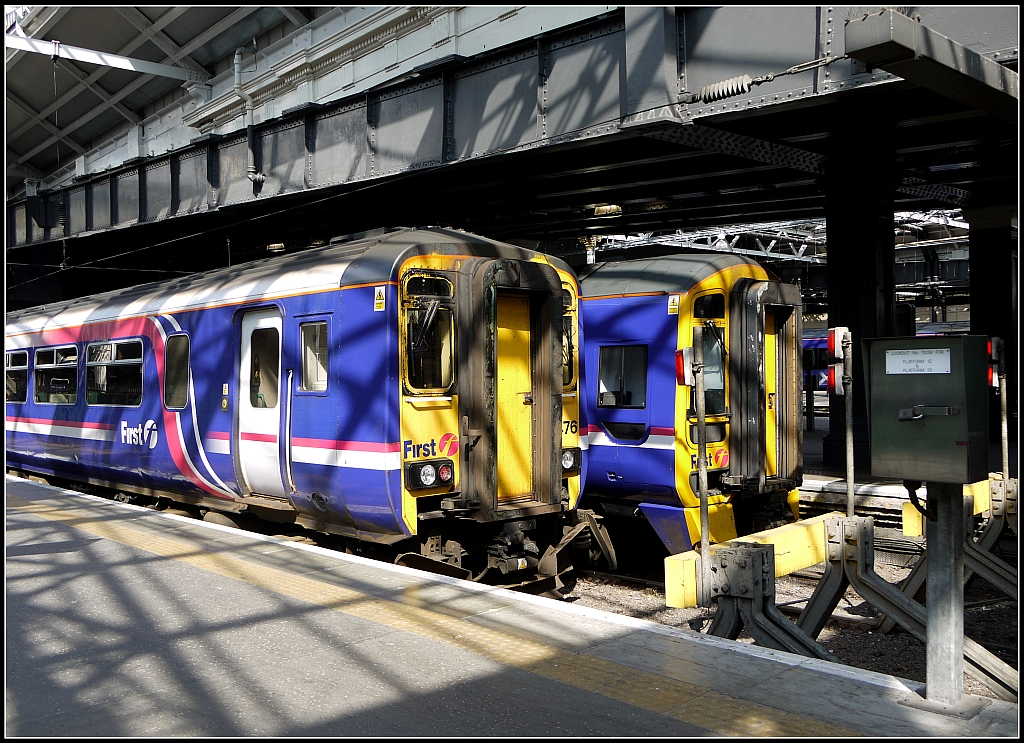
[5,227,585,594]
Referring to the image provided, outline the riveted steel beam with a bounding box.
[845,9,1018,124]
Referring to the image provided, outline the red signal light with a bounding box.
[828,363,845,395]
[827,327,848,360]
[438,463,453,483]
[989,337,1001,388]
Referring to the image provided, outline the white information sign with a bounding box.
[885,348,951,374]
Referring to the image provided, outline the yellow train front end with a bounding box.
[673,264,804,543]
[394,240,582,594]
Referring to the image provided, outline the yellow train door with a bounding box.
[764,309,779,478]
[496,293,534,503]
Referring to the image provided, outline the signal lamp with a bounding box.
[561,447,582,473]
[989,337,1001,388]
[827,363,845,396]
[827,327,849,360]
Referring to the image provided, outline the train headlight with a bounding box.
[406,459,455,490]
[561,447,581,473]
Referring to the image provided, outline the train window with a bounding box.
[34,345,79,404]
[249,328,280,408]
[164,335,190,409]
[689,423,727,443]
[689,328,727,416]
[694,293,725,319]
[407,305,454,390]
[6,350,29,403]
[404,273,455,392]
[562,288,576,388]
[406,276,453,298]
[86,340,143,406]
[597,345,647,408]
[301,322,328,392]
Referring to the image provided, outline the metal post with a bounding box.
[806,370,815,432]
[926,482,965,704]
[843,331,855,517]
[998,339,1009,479]
[693,325,712,607]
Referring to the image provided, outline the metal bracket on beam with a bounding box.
[704,543,836,662]
[845,9,1018,123]
[4,34,211,82]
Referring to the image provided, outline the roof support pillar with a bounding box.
[967,205,1018,445]
[821,106,897,469]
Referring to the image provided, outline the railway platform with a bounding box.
[6,476,1018,737]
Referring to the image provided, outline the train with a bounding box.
[5,228,805,588]
[4,227,585,596]
[576,254,804,554]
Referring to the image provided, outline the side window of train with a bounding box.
[300,322,329,392]
[34,345,79,405]
[403,273,455,392]
[250,328,280,408]
[5,350,29,403]
[86,339,144,407]
[597,345,647,408]
[164,335,190,409]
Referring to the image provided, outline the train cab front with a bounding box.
[396,249,582,594]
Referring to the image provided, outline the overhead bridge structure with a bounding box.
[4,5,1019,463]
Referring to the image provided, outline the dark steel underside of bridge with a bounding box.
[6,8,1017,312]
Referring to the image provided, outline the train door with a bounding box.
[727,279,803,494]
[238,309,287,497]
[764,309,779,477]
[496,292,533,504]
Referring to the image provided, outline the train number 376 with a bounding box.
[563,420,578,434]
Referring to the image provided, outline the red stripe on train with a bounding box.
[240,432,277,443]
[6,416,116,430]
[291,437,401,452]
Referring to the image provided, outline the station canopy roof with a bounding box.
[6,6,297,193]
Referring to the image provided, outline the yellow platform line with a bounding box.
[8,492,857,737]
